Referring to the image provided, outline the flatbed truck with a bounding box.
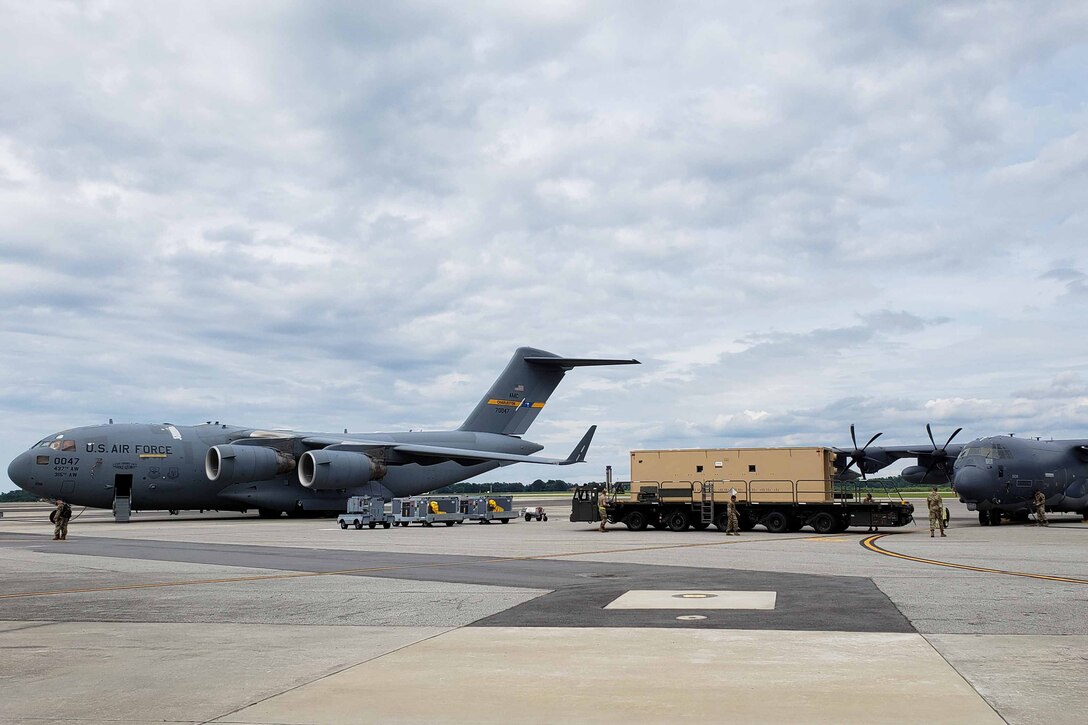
[571,480,914,534]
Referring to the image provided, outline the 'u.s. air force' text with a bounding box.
[86,443,173,455]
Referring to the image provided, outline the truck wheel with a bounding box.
[339,521,348,530]
[369,522,377,529]
[625,511,648,531]
[383,522,391,529]
[666,510,689,532]
[763,511,789,534]
[501,518,508,524]
[445,521,455,527]
[978,511,990,526]
[714,513,730,532]
[525,514,532,522]
[812,512,835,534]
[542,515,548,521]
[354,520,363,530]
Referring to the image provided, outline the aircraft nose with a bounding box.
[7,451,30,488]
[954,466,990,501]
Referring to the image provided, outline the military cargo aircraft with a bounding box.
[835,424,1088,525]
[6,347,638,519]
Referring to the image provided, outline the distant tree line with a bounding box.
[0,489,40,503]
[433,479,580,494]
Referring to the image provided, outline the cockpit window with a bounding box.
[958,443,1012,460]
[48,439,76,452]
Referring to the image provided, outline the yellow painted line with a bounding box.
[861,534,1088,585]
[805,537,849,543]
[0,533,827,600]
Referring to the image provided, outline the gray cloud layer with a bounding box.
[3,1,1088,487]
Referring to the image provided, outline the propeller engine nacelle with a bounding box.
[902,465,953,486]
[298,449,387,490]
[206,445,296,484]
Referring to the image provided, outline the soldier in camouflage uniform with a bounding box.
[597,489,609,532]
[927,487,946,537]
[53,499,72,540]
[1033,489,1048,527]
[725,494,740,535]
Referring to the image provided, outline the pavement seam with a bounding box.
[198,627,456,724]
[920,633,1009,724]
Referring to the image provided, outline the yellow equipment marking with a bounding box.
[861,534,1088,585]
[0,533,823,600]
[486,399,521,407]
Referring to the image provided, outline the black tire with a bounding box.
[832,515,850,533]
[445,521,455,527]
[714,513,730,532]
[979,511,990,526]
[369,522,377,529]
[258,508,280,519]
[542,515,548,521]
[812,512,836,534]
[339,521,348,530]
[525,514,532,522]
[666,509,690,532]
[763,511,789,534]
[383,522,390,529]
[500,518,508,524]
[625,510,648,531]
[945,507,953,526]
[988,509,1000,526]
[353,520,363,530]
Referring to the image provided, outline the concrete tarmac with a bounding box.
[1,498,1084,723]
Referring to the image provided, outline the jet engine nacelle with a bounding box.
[902,465,952,486]
[206,445,296,484]
[298,449,387,490]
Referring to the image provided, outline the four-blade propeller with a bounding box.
[842,424,883,480]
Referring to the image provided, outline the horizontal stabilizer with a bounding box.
[525,356,640,368]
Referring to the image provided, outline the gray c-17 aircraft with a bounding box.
[6,347,639,519]
[834,424,1088,525]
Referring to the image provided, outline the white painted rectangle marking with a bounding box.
[604,590,776,610]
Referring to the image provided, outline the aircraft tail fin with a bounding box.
[458,347,639,436]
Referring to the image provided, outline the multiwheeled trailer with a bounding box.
[572,481,914,533]
[392,496,465,527]
[337,496,393,530]
[461,495,516,524]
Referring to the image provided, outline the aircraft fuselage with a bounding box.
[6,422,532,515]
[953,435,1088,515]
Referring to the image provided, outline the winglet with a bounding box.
[564,425,597,464]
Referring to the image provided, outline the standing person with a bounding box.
[725,494,740,535]
[863,493,878,533]
[52,499,72,541]
[597,489,609,532]
[927,486,946,537]
[1033,489,1048,527]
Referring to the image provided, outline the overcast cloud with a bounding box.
[2,1,1087,489]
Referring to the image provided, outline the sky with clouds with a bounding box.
[2,1,1087,491]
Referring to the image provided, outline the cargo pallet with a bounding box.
[460,495,516,524]
[392,496,465,527]
[571,480,914,533]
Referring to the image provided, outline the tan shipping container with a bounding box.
[629,447,835,503]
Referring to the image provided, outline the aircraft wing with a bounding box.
[392,426,596,466]
[299,426,597,466]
